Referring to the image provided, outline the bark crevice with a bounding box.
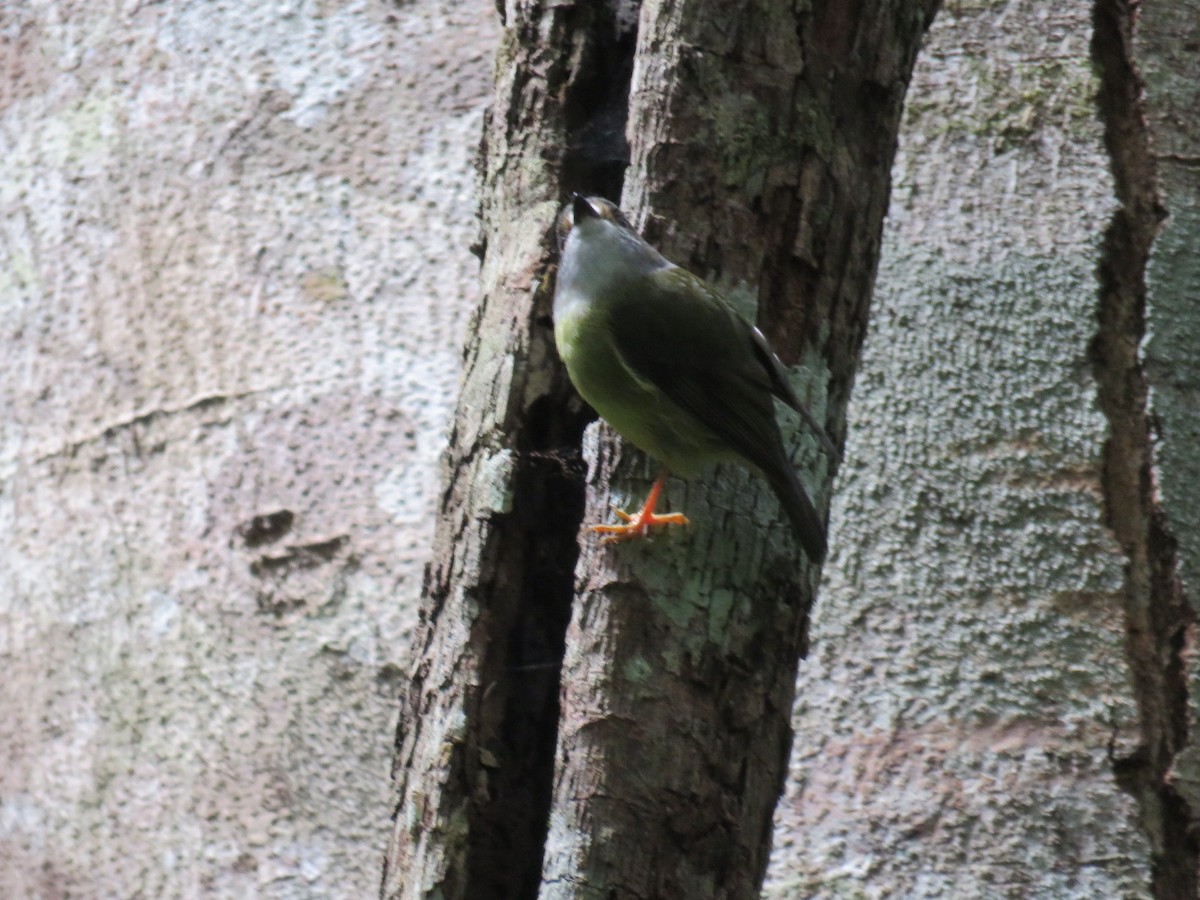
[383,3,641,897]
[1091,1,1197,895]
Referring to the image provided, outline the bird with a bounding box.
[552,194,836,562]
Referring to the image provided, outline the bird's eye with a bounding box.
[592,199,630,229]
[596,200,629,230]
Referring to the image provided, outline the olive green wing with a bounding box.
[747,322,838,460]
[607,268,779,460]
[607,266,828,559]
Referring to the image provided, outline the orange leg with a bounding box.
[591,470,689,544]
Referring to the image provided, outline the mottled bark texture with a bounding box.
[386,0,936,897]
[539,2,937,898]
[763,0,1198,897]
[381,3,632,897]
[1096,0,1200,895]
[0,2,496,896]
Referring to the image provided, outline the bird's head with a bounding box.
[555,195,634,252]
[555,194,669,288]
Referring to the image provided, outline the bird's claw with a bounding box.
[591,508,690,544]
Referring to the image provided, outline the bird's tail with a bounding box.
[766,467,827,563]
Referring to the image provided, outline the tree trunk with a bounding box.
[4,0,1195,896]
[382,3,631,897]
[764,0,1200,896]
[0,2,496,896]
[1104,0,1200,892]
[385,1,936,898]
[540,2,937,898]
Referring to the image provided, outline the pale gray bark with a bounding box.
[4,0,1197,897]
[766,0,1197,896]
[0,2,497,897]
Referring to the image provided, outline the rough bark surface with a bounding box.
[766,0,1191,896]
[381,2,634,897]
[0,2,496,896]
[539,2,937,898]
[1098,0,1200,893]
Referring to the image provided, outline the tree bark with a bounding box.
[382,3,635,897]
[764,0,1200,896]
[1100,0,1200,893]
[0,2,496,896]
[386,0,937,897]
[539,2,937,898]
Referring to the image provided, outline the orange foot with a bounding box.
[591,473,690,544]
